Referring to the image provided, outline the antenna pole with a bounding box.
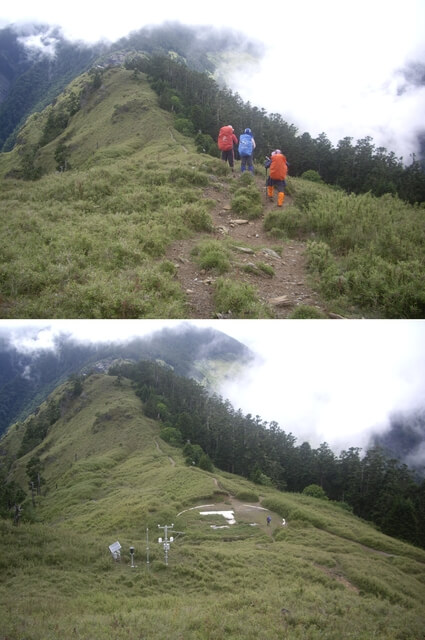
[158,523,174,566]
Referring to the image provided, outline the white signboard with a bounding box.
[109,541,121,559]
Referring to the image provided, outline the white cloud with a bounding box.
[219,320,425,451]
[2,320,179,352]
[17,31,60,58]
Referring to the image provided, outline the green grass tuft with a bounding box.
[213,277,273,318]
[191,240,231,274]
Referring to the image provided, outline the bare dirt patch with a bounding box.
[166,171,328,318]
[315,564,360,593]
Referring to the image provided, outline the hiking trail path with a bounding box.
[166,170,330,318]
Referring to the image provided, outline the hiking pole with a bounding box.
[265,160,269,202]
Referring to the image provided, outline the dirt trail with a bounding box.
[166,170,327,318]
[154,438,175,466]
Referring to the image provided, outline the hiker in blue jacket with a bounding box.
[238,128,256,174]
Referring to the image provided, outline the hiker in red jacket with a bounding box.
[217,125,238,172]
[264,150,288,206]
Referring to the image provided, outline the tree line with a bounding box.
[125,54,425,204]
[109,360,425,549]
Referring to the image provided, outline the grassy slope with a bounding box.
[1,373,425,639]
[266,178,425,318]
[0,68,222,319]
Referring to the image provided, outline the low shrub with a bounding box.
[301,169,323,183]
[302,484,329,500]
[213,277,272,318]
[183,204,213,231]
[191,240,231,274]
[289,305,326,319]
[168,167,209,187]
[263,205,307,237]
[160,427,183,445]
[235,491,259,502]
[242,262,275,277]
[305,240,334,274]
[174,117,196,137]
[231,184,262,219]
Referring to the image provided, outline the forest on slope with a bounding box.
[0,22,261,151]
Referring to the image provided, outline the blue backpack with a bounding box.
[238,133,253,157]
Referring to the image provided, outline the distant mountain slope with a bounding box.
[372,408,425,476]
[0,323,253,437]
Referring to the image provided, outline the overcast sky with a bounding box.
[1,0,424,161]
[1,319,425,453]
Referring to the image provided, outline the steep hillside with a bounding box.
[1,372,424,639]
[0,65,173,176]
[0,323,253,436]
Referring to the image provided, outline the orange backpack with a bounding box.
[218,126,234,151]
[270,154,288,180]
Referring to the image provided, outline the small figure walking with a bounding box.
[264,150,288,206]
[13,503,22,526]
[218,125,238,172]
[238,128,256,174]
[267,515,271,526]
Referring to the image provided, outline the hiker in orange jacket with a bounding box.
[264,150,288,206]
[217,125,238,172]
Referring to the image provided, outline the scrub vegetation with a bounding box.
[264,178,425,317]
[1,371,425,639]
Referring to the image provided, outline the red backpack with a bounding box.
[218,126,234,151]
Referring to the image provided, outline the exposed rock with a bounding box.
[233,246,255,254]
[262,248,281,260]
[269,295,292,306]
